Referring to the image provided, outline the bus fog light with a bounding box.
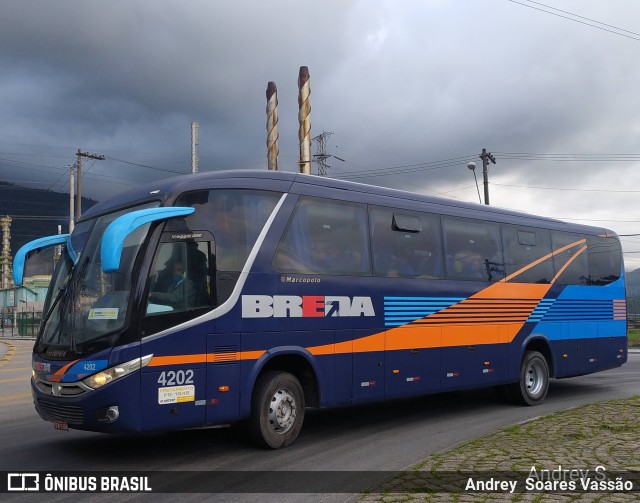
[96,405,120,423]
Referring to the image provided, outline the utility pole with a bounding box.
[76,149,105,220]
[479,148,496,205]
[69,166,75,233]
[191,122,199,174]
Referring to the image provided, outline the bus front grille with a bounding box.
[35,380,87,397]
[37,400,84,424]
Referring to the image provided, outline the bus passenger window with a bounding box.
[370,207,443,279]
[586,235,621,286]
[551,232,588,285]
[443,217,505,282]
[172,189,282,305]
[146,241,210,315]
[274,197,370,275]
[501,225,553,283]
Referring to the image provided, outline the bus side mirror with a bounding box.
[101,207,195,274]
[13,234,70,286]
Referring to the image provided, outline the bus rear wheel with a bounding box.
[249,371,305,449]
[506,350,549,406]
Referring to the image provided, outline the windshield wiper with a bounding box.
[67,256,90,353]
[37,283,68,350]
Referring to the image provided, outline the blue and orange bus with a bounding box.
[15,170,627,448]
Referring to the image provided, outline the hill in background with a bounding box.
[627,268,640,297]
[0,182,96,275]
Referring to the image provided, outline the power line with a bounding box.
[523,0,640,37]
[0,156,71,170]
[493,183,640,194]
[431,184,479,196]
[332,155,477,180]
[0,158,161,187]
[106,156,185,174]
[332,149,640,183]
[495,152,640,161]
[506,0,640,41]
[560,218,640,223]
[6,215,68,220]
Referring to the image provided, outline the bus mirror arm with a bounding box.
[100,207,195,274]
[13,234,71,286]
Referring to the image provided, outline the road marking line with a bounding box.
[0,392,32,401]
[0,376,28,384]
[0,367,31,372]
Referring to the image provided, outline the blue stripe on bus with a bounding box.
[383,297,464,327]
[528,299,620,323]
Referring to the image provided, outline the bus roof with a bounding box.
[81,169,616,237]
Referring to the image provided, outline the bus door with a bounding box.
[139,237,213,430]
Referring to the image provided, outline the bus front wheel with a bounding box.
[506,350,549,406]
[249,371,305,449]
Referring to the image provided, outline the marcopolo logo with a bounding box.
[242,295,375,318]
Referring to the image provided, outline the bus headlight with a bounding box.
[83,354,153,389]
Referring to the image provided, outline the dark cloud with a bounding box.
[1,0,639,266]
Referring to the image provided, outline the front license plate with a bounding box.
[53,420,69,431]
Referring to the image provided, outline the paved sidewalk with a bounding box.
[361,395,640,501]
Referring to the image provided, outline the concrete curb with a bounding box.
[0,340,16,369]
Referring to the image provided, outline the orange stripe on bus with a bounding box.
[308,281,554,356]
[48,360,79,382]
[239,350,266,360]
[149,351,267,367]
[307,322,520,356]
[149,354,207,366]
[551,245,587,284]
[502,238,586,283]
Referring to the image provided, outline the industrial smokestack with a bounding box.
[266,81,279,171]
[297,66,311,174]
[1,216,12,289]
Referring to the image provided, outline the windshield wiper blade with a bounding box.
[67,256,90,353]
[39,281,69,346]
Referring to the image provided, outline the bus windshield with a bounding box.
[37,203,159,354]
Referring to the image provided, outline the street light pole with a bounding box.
[467,162,482,204]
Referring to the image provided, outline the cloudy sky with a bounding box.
[2,0,640,269]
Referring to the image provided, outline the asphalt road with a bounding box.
[1,338,639,502]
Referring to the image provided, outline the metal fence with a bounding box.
[0,310,42,337]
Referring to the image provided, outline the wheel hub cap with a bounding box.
[269,388,297,434]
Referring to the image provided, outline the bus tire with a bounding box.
[507,351,549,406]
[249,371,305,449]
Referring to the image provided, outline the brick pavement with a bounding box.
[360,396,640,502]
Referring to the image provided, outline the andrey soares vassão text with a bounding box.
[465,466,635,493]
